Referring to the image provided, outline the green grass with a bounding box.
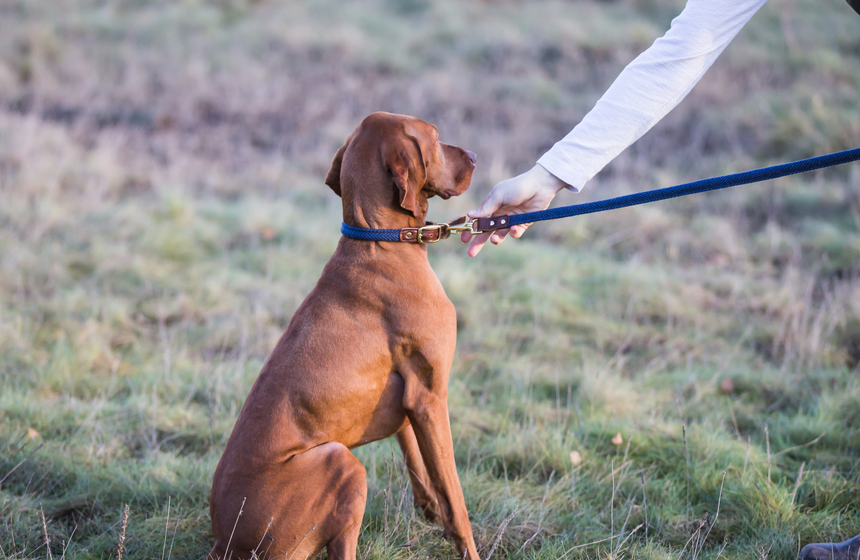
[0,0,858,558]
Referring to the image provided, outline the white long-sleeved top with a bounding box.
[537,0,769,192]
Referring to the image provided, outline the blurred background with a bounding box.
[0,0,858,558]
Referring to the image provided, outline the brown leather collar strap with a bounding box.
[398,223,448,243]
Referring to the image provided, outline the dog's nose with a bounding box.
[466,151,477,164]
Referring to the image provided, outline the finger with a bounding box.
[490,228,510,245]
[467,231,493,257]
[460,230,472,243]
[509,224,530,239]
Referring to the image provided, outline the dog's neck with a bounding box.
[342,199,427,231]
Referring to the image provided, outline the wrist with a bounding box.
[531,164,569,193]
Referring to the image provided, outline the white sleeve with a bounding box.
[537,0,769,192]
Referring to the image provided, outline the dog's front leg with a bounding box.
[402,370,479,560]
[396,425,441,523]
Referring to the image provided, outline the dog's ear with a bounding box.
[325,138,350,197]
[383,136,427,218]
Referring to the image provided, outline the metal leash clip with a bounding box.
[444,218,483,236]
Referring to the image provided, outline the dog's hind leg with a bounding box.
[269,442,367,560]
[210,442,367,560]
[313,443,368,560]
[396,424,441,523]
[325,519,363,560]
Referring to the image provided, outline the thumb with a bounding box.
[468,190,502,218]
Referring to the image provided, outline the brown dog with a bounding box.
[209,112,479,560]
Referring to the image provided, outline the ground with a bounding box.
[0,0,858,558]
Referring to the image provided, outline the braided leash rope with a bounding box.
[341,147,860,242]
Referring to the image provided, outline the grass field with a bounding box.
[1,0,859,558]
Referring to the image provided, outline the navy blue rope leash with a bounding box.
[341,146,860,242]
[504,146,860,227]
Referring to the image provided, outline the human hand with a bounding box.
[461,164,568,257]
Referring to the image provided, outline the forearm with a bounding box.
[538,0,768,191]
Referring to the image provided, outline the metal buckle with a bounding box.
[417,224,445,243]
[445,218,483,235]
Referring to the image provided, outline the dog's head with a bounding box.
[325,113,476,226]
